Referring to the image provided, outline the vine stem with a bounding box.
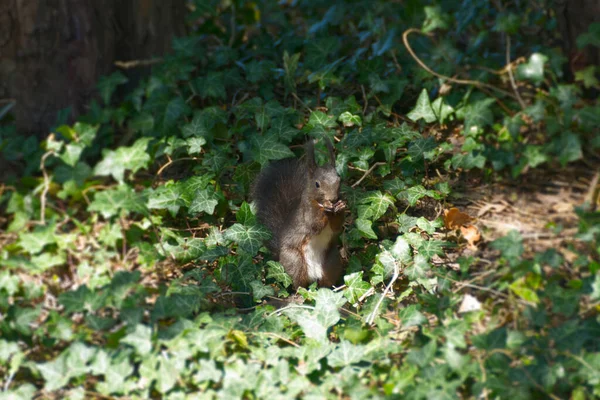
[506,35,526,109]
[402,28,518,100]
[365,258,400,325]
[39,150,54,225]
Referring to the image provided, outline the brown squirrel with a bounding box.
[252,138,346,289]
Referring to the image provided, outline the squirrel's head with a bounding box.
[306,138,341,209]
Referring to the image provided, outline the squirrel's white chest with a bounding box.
[303,223,334,281]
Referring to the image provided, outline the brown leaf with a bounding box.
[444,207,473,229]
[460,224,481,249]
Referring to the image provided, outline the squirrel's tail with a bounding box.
[251,158,306,256]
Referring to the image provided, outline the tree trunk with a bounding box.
[0,0,186,136]
[554,0,600,78]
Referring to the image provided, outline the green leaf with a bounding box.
[403,185,432,206]
[249,280,275,301]
[224,223,271,255]
[517,53,548,86]
[575,66,599,88]
[343,272,371,304]
[359,191,395,221]
[94,138,151,183]
[251,135,295,165]
[338,111,362,127]
[408,137,437,162]
[422,6,450,33]
[407,89,436,123]
[121,324,153,356]
[59,143,84,167]
[404,254,430,279]
[398,305,427,328]
[266,261,293,288]
[490,230,524,266]
[97,72,128,104]
[355,218,377,239]
[391,236,412,264]
[89,185,147,219]
[18,224,56,254]
[327,341,366,367]
[430,97,454,123]
[37,354,70,391]
[308,110,337,128]
[509,277,540,304]
[236,202,257,225]
[188,187,220,215]
[186,137,207,154]
[147,182,185,217]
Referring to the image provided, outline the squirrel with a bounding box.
[252,138,346,289]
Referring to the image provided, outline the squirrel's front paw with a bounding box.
[333,200,346,213]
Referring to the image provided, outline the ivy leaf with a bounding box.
[97,72,128,104]
[236,202,257,225]
[18,224,56,254]
[308,110,337,128]
[403,185,431,206]
[517,53,548,86]
[422,6,450,33]
[224,224,271,255]
[147,183,186,217]
[416,217,443,235]
[251,135,295,165]
[89,185,147,219]
[58,285,92,314]
[37,354,70,391]
[121,324,153,356]
[94,138,151,183]
[399,305,427,328]
[182,113,210,138]
[408,137,437,162]
[343,272,371,304]
[509,277,540,304]
[59,143,84,167]
[162,238,206,262]
[355,218,377,239]
[188,187,220,215]
[407,89,436,123]
[404,254,430,279]
[266,261,293,288]
[490,230,524,266]
[327,341,366,367]
[418,240,446,259]
[186,137,206,154]
[397,214,418,233]
[249,280,275,301]
[338,111,362,127]
[391,236,412,264]
[359,191,395,221]
[431,97,454,123]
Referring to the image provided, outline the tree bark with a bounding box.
[0,0,186,136]
[554,0,600,78]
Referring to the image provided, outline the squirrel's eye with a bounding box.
[315,181,320,188]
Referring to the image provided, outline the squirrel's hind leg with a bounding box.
[280,246,310,289]
[319,246,343,287]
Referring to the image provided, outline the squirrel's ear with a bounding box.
[324,136,335,165]
[306,139,317,172]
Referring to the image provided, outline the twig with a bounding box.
[361,84,368,115]
[39,151,54,225]
[114,58,163,69]
[352,162,386,188]
[119,216,128,262]
[366,259,400,325]
[228,4,236,47]
[291,92,312,112]
[402,28,517,100]
[156,156,200,177]
[506,35,526,109]
[256,332,300,348]
[268,304,315,317]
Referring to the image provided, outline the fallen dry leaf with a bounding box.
[460,224,481,249]
[458,294,482,313]
[444,207,474,229]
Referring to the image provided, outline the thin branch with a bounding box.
[114,58,163,69]
[156,156,200,177]
[39,151,54,225]
[291,92,312,112]
[268,304,315,317]
[506,35,526,109]
[366,259,400,325]
[352,162,386,188]
[402,28,517,100]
